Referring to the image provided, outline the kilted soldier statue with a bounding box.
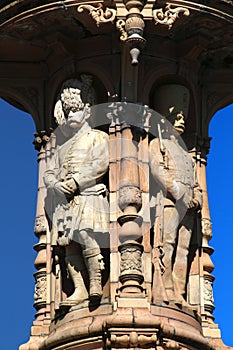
[44,75,109,307]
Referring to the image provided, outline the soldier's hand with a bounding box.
[57,236,70,246]
[63,178,78,193]
[54,181,74,196]
[188,198,199,209]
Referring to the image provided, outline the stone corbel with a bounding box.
[77,3,116,26]
[153,4,190,29]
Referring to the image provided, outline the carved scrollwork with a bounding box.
[153,4,190,30]
[116,19,128,41]
[77,3,116,27]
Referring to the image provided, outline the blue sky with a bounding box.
[0,98,232,349]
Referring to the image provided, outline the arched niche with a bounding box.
[45,62,116,130]
[148,77,198,150]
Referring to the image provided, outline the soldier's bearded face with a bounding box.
[67,109,87,129]
[61,88,88,129]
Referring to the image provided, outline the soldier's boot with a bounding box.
[83,248,104,300]
[60,254,88,307]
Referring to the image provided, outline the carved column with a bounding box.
[20,130,53,350]
[110,103,147,307]
[196,137,220,338]
[117,122,144,301]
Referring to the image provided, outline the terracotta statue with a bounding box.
[150,111,202,306]
[44,76,109,307]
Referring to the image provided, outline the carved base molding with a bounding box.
[34,304,216,350]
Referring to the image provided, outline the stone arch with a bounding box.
[145,74,198,149]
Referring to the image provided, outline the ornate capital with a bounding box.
[33,129,53,151]
[118,186,142,212]
[197,136,211,158]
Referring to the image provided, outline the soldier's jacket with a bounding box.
[44,123,109,244]
[149,135,202,209]
[44,123,109,192]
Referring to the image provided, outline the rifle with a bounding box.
[151,124,168,303]
[151,190,168,303]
